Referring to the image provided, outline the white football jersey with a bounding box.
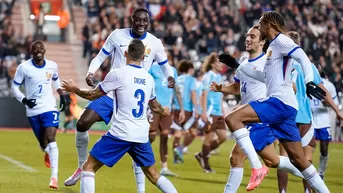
[13,59,58,117]
[93,28,168,99]
[264,33,301,110]
[234,54,267,104]
[99,64,155,143]
[311,78,338,129]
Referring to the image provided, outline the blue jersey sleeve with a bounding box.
[311,63,322,85]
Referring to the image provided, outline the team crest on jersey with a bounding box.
[144,46,151,57]
[267,50,272,57]
[46,72,52,81]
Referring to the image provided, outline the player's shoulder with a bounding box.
[275,33,296,46]
[44,59,58,68]
[146,32,163,44]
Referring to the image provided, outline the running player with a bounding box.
[11,41,67,189]
[194,52,227,173]
[277,31,343,193]
[213,25,302,193]
[223,11,329,192]
[64,8,175,191]
[311,69,338,179]
[62,39,178,193]
[172,60,198,163]
[148,62,183,176]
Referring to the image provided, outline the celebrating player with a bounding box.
[148,62,184,176]
[214,25,303,193]
[64,8,175,191]
[223,11,330,192]
[11,41,67,189]
[62,39,178,193]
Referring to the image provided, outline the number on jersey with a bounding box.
[241,82,247,94]
[132,89,145,118]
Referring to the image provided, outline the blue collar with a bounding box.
[128,64,142,68]
[270,32,281,44]
[130,29,147,40]
[31,59,46,68]
[248,53,265,62]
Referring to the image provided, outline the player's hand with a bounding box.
[306,81,326,100]
[86,73,95,87]
[210,82,222,92]
[179,109,185,124]
[59,94,67,112]
[201,111,207,122]
[61,79,78,93]
[167,76,175,88]
[161,107,170,116]
[22,98,37,108]
[218,53,240,69]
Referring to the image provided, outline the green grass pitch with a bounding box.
[0,130,342,193]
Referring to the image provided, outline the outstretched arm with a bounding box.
[149,98,169,116]
[62,79,105,100]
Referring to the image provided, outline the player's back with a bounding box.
[107,64,155,143]
[149,63,177,108]
[15,59,58,117]
[174,74,196,112]
[264,33,298,109]
[203,70,223,116]
[235,55,267,104]
[311,78,338,128]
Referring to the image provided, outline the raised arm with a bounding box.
[62,80,105,100]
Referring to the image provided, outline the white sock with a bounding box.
[281,189,286,193]
[48,142,58,179]
[81,171,95,193]
[304,188,310,193]
[76,131,89,168]
[156,176,178,193]
[232,128,262,169]
[302,165,330,193]
[132,161,145,193]
[44,146,49,154]
[223,167,244,193]
[319,155,328,174]
[277,156,303,178]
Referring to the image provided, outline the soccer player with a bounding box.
[64,8,175,191]
[62,39,178,193]
[148,62,184,176]
[194,52,227,173]
[223,11,330,192]
[11,41,67,189]
[277,31,343,193]
[213,25,303,193]
[311,69,338,179]
[172,60,198,163]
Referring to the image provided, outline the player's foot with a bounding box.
[182,147,188,154]
[160,168,178,177]
[49,177,58,190]
[319,172,324,180]
[173,147,184,163]
[210,149,219,155]
[246,165,269,191]
[44,153,50,168]
[64,168,82,186]
[203,167,215,173]
[195,152,204,169]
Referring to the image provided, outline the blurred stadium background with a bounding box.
[0,0,343,192]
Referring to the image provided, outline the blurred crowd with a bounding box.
[0,0,33,97]
[78,0,343,93]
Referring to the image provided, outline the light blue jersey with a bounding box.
[195,80,203,114]
[203,70,223,116]
[291,63,323,124]
[173,74,196,112]
[149,64,178,109]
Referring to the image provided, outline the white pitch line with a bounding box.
[0,153,37,172]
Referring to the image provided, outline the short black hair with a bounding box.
[178,60,194,73]
[128,39,145,62]
[131,7,149,17]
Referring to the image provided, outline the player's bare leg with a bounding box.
[180,128,197,154]
[65,109,102,186]
[319,140,329,179]
[197,129,214,172]
[80,154,104,193]
[141,164,178,193]
[160,129,177,176]
[45,127,59,190]
[225,104,268,191]
[173,130,183,163]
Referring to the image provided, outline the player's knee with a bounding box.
[218,134,227,144]
[263,158,278,168]
[225,113,238,131]
[189,129,197,137]
[149,132,157,143]
[82,160,95,172]
[76,119,90,132]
